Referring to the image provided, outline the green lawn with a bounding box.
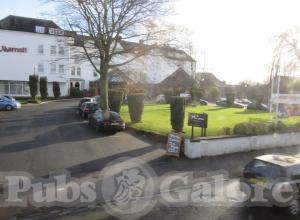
[120,104,300,137]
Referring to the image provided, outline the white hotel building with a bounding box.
[0,15,196,97]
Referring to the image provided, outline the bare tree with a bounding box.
[45,0,171,110]
[272,27,300,76]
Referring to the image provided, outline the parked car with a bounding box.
[0,96,21,111]
[233,101,247,108]
[199,99,208,105]
[247,103,269,111]
[240,154,300,216]
[180,93,192,103]
[216,99,227,107]
[78,102,100,119]
[77,97,96,108]
[88,110,125,132]
[155,94,166,103]
[94,96,101,104]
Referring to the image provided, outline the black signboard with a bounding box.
[188,113,208,139]
[188,113,208,128]
[166,132,184,158]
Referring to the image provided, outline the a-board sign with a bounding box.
[166,132,184,157]
[188,113,208,128]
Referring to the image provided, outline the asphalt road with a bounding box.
[1,100,300,220]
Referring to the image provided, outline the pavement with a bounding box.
[1,99,300,220]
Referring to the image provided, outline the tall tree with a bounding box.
[46,0,171,110]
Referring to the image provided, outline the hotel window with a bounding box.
[50,46,56,55]
[37,63,44,73]
[77,67,81,76]
[58,46,65,55]
[71,67,75,76]
[93,71,98,77]
[38,44,44,54]
[10,82,22,95]
[0,81,9,94]
[50,63,56,74]
[59,64,65,74]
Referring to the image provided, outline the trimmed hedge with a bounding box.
[108,89,124,113]
[70,87,84,98]
[233,122,269,136]
[29,74,39,100]
[170,96,186,132]
[39,76,48,99]
[127,93,145,123]
[53,81,61,99]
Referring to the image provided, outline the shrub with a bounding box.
[29,74,39,100]
[70,87,84,98]
[162,89,173,104]
[127,93,145,123]
[53,81,61,99]
[170,96,186,132]
[226,93,235,107]
[108,89,124,113]
[233,122,269,136]
[39,77,48,99]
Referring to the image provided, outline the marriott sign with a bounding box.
[0,45,27,53]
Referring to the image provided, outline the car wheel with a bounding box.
[287,200,300,216]
[5,105,12,111]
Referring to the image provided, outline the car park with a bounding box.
[78,102,100,119]
[0,96,21,111]
[88,110,125,132]
[240,154,300,216]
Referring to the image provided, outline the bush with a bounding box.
[53,81,61,99]
[108,89,124,113]
[70,87,84,98]
[29,74,39,100]
[170,96,186,132]
[226,93,235,107]
[39,77,48,99]
[162,89,173,104]
[233,122,269,136]
[127,93,145,123]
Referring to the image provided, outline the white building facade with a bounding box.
[0,15,196,97]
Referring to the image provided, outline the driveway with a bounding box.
[1,100,300,220]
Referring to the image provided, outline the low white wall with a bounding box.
[184,132,300,159]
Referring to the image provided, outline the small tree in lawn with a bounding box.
[29,74,39,100]
[53,81,60,99]
[39,77,48,100]
[128,93,145,123]
[170,97,186,132]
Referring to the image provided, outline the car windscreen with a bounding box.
[246,159,287,179]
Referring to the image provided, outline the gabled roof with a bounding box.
[159,68,193,88]
[0,15,61,33]
[119,40,195,62]
[195,72,225,88]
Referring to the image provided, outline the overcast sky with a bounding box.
[1,0,300,84]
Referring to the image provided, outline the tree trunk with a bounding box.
[100,71,109,110]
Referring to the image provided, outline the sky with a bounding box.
[1,0,300,84]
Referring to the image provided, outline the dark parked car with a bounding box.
[0,96,21,111]
[240,154,300,216]
[216,99,227,107]
[77,97,96,108]
[78,102,100,119]
[88,110,125,132]
[247,103,269,111]
[199,99,208,105]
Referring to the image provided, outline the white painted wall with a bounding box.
[0,29,70,96]
[185,133,300,159]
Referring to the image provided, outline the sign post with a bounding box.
[188,113,208,140]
